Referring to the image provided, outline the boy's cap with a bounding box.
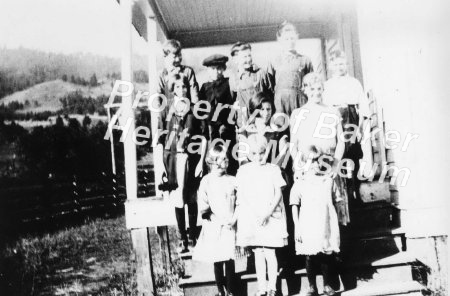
[203,54,229,67]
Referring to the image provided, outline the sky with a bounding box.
[0,0,148,57]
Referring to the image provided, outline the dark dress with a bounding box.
[157,107,208,204]
[199,77,238,174]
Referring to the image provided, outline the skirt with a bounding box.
[193,220,236,263]
[163,151,201,208]
[236,203,288,248]
[296,196,340,255]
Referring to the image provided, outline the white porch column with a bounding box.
[121,0,155,295]
[147,16,162,197]
[120,0,138,200]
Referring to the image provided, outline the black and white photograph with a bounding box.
[0,0,448,295]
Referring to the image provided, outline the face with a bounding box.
[231,54,238,67]
[210,154,228,175]
[237,49,253,70]
[331,57,348,76]
[165,52,182,68]
[173,80,188,98]
[249,144,266,164]
[278,29,298,51]
[207,65,225,81]
[259,102,273,125]
[304,82,323,104]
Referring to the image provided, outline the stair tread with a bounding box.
[298,252,416,275]
[342,226,405,240]
[340,280,426,296]
[180,252,417,286]
[352,201,398,211]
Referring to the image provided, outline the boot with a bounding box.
[305,286,319,296]
[323,285,336,296]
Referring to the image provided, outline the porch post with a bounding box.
[121,0,155,294]
[336,8,364,84]
[120,0,137,200]
[147,16,162,198]
[147,16,173,271]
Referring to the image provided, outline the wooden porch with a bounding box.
[109,0,437,295]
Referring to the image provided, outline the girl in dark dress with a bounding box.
[156,73,208,252]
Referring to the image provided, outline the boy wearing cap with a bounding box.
[199,54,238,174]
[156,39,200,122]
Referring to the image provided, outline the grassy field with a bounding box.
[0,216,184,296]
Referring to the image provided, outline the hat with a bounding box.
[203,54,229,67]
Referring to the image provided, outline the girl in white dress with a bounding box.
[290,145,342,296]
[193,144,237,296]
[235,134,288,296]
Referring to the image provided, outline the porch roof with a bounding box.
[132,0,353,47]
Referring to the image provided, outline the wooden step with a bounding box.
[341,234,405,264]
[349,202,401,230]
[341,226,405,240]
[341,280,427,296]
[180,252,420,296]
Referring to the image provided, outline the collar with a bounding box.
[331,73,349,80]
[238,64,260,79]
[166,65,185,75]
[169,96,192,118]
[211,76,226,84]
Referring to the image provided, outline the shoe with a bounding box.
[323,285,336,296]
[305,286,319,296]
[178,241,189,254]
[267,290,277,296]
[274,290,283,296]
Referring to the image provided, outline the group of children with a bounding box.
[154,21,369,296]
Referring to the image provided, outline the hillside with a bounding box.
[0,79,149,113]
[0,47,149,99]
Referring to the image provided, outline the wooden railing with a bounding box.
[0,168,156,229]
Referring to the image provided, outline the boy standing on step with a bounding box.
[156,39,200,123]
[229,43,273,134]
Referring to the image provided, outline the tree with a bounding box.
[89,73,98,87]
[62,74,68,82]
[55,115,64,127]
[82,115,92,127]
[70,75,76,84]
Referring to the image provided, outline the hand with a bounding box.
[201,211,212,221]
[195,162,203,177]
[295,227,302,243]
[159,168,167,186]
[259,213,271,226]
[226,218,236,228]
[237,134,247,143]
